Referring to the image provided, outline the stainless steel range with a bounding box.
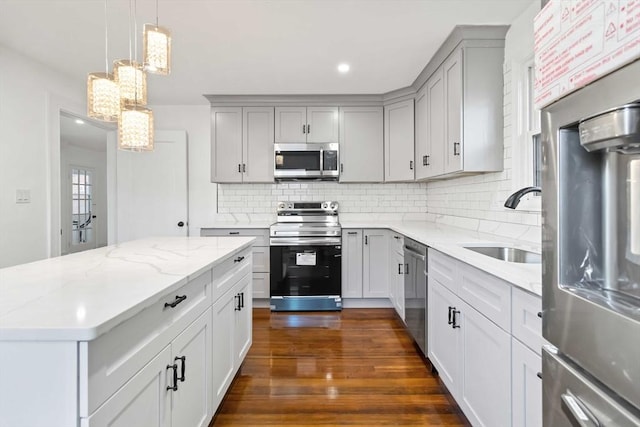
[269,201,342,311]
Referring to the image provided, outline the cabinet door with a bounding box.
[342,229,363,298]
[339,107,384,182]
[458,299,511,427]
[171,308,213,427]
[444,48,463,174]
[384,99,415,182]
[211,107,243,183]
[427,68,446,177]
[428,279,460,395]
[275,107,307,142]
[389,251,405,320]
[512,339,542,427]
[211,289,236,409]
[414,85,429,180]
[234,274,253,365]
[84,346,171,427]
[362,229,389,298]
[252,272,270,299]
[242,107,274,183]
[307,107,339,143]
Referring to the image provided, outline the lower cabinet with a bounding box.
[341,229,363,298]
[428,249,514,427]
[212,273,252,409]
[389,249,405,320]
[512,338,542,427]
[341,229,389,299]
[85,308,213,427]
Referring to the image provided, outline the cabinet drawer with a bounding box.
[212,248,252,299]
[200,228,269,246]
[390,232,404,255]
[512,288,542,355]
[428,249,459,294]
[459,262,511,331]
[252,246,270,272]
[79,269,212,417]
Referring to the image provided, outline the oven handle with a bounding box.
[270,237,342,246]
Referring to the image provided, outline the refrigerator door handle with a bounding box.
[561,390,601,427]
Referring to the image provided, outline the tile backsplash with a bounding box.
[217,182,429,214]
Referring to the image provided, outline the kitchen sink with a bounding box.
[463,246,541,264]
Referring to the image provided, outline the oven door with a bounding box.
[274,144,321,179]
[270,244,342,311]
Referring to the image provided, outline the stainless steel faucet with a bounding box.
[504,186,541,209]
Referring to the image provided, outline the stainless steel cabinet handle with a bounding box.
[453,142,460,156]
[561,391,601,427]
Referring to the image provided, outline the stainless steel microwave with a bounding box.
[274,143,339,180]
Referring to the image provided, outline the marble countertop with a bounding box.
[202,220,542,297]
[0,236,254,341]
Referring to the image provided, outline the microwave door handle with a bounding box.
[319,149,324,175]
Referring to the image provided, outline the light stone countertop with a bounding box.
[202,220,542,297]
[0,236,254,341]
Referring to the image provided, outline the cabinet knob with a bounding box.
[177,221,185,227]
[536,372,543,380]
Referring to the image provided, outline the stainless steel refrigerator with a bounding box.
[542,59,640,426]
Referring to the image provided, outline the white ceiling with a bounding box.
[0,0,535,105]
[60,113,109,151]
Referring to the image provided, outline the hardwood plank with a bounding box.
[210,308,469,426]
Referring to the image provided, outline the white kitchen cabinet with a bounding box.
[342,229,364,298]
[339,106,384,182]
[275,106,338,143]
[415,68,446,179]
[458,299,511,427]
[211,272,252,409]
[211,107,243,183]
[428,278,461,394]
[84,346,172,427]
[390,250,405,320]
[428,249,517,427]
[512,338,542,427]
[363,229,389,298]
[444,48,463,174]
[211,107,274,183]
[201,228,270,299]
[170,308,213,427]
[384,99,415,182]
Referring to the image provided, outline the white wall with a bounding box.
[425,1,541,243]
[0,45,83,268]
[150,105,217,234]
[60,143,108,253]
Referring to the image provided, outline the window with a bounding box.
[71,168,94,245]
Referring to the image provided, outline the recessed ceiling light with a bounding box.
[337,63,350,74]
[75,119,85,125]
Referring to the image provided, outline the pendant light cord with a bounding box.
[156,0,159,26]
[128,0,132,62]
[104,0,109,73]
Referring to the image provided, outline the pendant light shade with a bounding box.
[87,72,119,121]
[143,24,171,75]
[113,59,147,105]
[118,105,154,151]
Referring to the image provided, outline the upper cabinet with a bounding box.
[384,99,415,182]
[415,42,504,180]
[275,106,339,143]
[211,107,274,183]
[339,106,384,182]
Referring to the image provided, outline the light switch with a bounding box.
[16,189,31,204]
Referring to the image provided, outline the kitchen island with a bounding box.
[0,236,255,427]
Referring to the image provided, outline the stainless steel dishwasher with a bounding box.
[403,238,427,356]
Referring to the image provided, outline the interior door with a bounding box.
[116,130,188,243]
[65,166,97,254]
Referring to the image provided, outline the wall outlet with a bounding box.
[16,189,31,204]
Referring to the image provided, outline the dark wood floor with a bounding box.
[210,308,469,426]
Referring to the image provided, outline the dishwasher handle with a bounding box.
[403,245,426,261]
[561,390,601,427]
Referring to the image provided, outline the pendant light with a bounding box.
[87,0,119,122]
[143,0,171,75]
[117,0,153,151]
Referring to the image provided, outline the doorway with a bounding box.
[59,112,109,255]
